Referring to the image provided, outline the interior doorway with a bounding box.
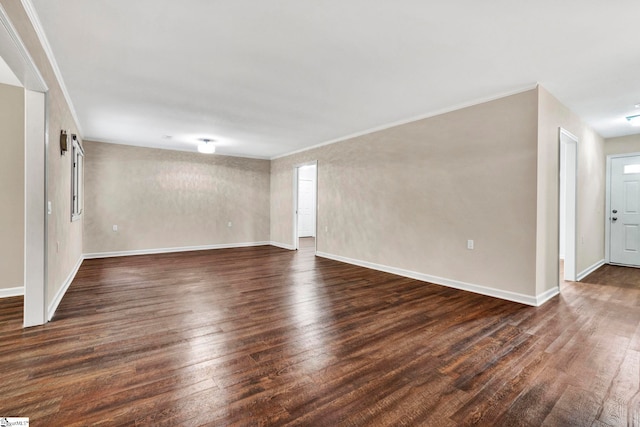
[0,8,49,327]
[559,128,578,283]
[293,162,317,251]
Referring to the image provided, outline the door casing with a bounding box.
[559,128,578,282]
[605,152,640,266]
[292,161,318,251]
[0,3,49,327]
[297,165,316,238]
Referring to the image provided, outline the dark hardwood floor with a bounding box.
[1,238,640,426]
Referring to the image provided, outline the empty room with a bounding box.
[2,0,640,425]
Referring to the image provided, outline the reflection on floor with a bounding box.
[561,258,640,289]
[2,239,640,424]
[582,263,640,289]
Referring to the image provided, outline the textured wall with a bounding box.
[604,134,640,156]
[83,141,270,254]
[536,86,605,294]
[1,0,83,305]
[272,90,539,296]
[0,83,24,290]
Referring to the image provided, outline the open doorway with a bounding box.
[294,162,317,252]
[559,128,578,283]
[0,8,49,327]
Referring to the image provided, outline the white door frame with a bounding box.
[605,151,640,264]
[0,4,49,327]
[559,128,578,282]
[292,161,318,252]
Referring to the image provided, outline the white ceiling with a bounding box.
[29,0,640,159]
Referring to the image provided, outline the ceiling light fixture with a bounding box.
[626,115,640,127]
[197,138,216,154]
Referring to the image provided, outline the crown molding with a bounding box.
[271,83,539,160]
[84,137,272,160]
[20,0,83,134]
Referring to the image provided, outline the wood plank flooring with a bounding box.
[1,238,640,426]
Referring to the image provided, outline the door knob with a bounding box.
[612,217,618,221]
[613,209,618,213]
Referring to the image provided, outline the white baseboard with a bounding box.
[577,259,605,281]
[83,241,271,259]
[535,286,560,306]
[270,241,295,250]
[0,286,24,298]
[48,256,83,321]
[316,251,543,306]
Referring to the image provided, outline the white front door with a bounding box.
[610,155,640,266]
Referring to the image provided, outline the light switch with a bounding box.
[47,201,52,215]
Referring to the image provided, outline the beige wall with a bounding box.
[536,87,605,294]
[0,0,613,307]
[1,0,83,305]
[0,82,24,290]
[272,90,539,296]
[604,134,640,156]
[83,141,270,254]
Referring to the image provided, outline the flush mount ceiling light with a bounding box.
[626,115,640,127]
[197,138,216,154]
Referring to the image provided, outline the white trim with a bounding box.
[85,138,272,160]
[271,84,538,160]
[83,241,271,259]
[0,3,47,92]
[20,0,82,134]
[23,90,47,327]
[47,256,83,321]
[577,259,605,281]
[0,4,49,327]
[559,128,578,282]
[270,241,296,250]
[316,251,547,307]
[606,156,611,263]
[535,286,560,306]
[0,286,25,298]
[293,166,299,250]
[559,128,578,144]
[70,136,84,222]
[293,160,319,251]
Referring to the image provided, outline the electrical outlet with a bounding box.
[228,221,232,227]
[467,240,474,250]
